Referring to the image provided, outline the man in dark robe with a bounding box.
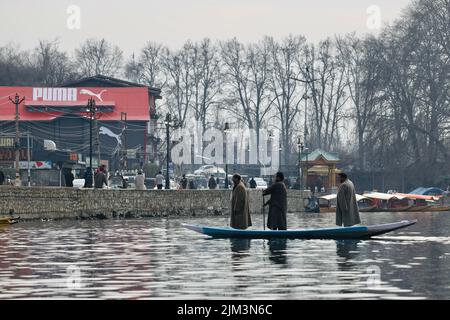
[336,173,361,227]
[208,175,217,189]
[230,174,252,229]
[263,172,288,230]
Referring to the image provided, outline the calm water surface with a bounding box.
[1,212,450,299]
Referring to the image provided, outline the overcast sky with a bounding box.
[1,0,412,56]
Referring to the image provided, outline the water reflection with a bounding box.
[0,212,449,299]
[268,239,288,265]
[336,240,361,260]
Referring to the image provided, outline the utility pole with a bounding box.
[9,94,25,186]
[86,98,96,188]
[92,99,100,169]
[121,112,128,171]
[27,130,31,187]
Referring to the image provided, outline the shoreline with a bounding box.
[0,187,310,221]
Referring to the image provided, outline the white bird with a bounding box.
[80,89,107,102]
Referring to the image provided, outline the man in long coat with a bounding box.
[230,174,252,229]
[336,173,361,227]
[263,172,288,230]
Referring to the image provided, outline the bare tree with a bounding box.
[75,38,123,77]
[336,34,385,170]
[0,44,35,86]
[125,41,166,88]
[301,39,347,151]
[220,38,272,153]
[33,40,75,86]
[266,35,306,166]
[190,39,221,131]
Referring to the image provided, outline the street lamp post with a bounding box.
[224,122,230,189]
[304,146,309,191]
[297,138,304,191]
[164,113,179,190]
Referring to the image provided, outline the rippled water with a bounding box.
[1,212,450,299]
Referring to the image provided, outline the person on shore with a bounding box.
[0,170,5,185]
[65,170,75,187]
[180,174,188,189]
[188,179,197,190]
[249,177,257,189]
[336,173,361,227]
[83,168,93,188]
[156,171,164,190]
[230,174,252,230]
[94,167,108,189]
[263,172,288,230]
[135,170,146,190]
[208,175,217,190]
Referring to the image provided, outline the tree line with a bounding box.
[0,0,448,189]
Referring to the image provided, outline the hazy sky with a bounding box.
[1,0,412,56]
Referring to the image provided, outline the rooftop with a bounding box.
[300,148,340,162]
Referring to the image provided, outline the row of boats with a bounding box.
[315,192,450,213]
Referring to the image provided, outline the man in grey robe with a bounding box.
[230,174,252,229]
[336,173,361,227]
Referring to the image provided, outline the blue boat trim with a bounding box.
[182,220,417,240]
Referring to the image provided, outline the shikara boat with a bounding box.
[183,220,417,240]
[363,192,414,212]
[0,216,20,225]
[393,193,449,212]
[318,194,377,213]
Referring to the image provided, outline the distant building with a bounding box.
[0,75,162,185]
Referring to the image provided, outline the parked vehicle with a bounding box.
[194,165,226,178]
[253,177,268,190]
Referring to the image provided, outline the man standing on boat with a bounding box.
[336,173,361,227]
[231,174,252,229]
[263,172,288,230]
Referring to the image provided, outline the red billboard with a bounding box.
[0,87,150,121]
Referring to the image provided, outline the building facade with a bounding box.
[0,75,161,185]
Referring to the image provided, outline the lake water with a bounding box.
[1,212,449,300]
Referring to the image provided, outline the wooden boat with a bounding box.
[371,205,413,212]
[427,205,450,212]
[0,216,20,225]
[406,205,432,212]
[317,194,375,213]
[183,220,417,240]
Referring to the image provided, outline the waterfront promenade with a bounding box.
[0,187,310,221]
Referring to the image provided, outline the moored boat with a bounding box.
[0,216,20,225]
[317,194,376,213]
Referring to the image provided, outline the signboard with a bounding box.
[19,161,52,170]
[127,149,137,159]
[0,137,14,148]
[85,157,99,168]
[0,149,28,161]
[0,87,150,121]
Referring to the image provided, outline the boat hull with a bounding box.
[0,216,20,225]
[183,220,417,240]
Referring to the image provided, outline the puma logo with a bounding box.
[80,89,107,102]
